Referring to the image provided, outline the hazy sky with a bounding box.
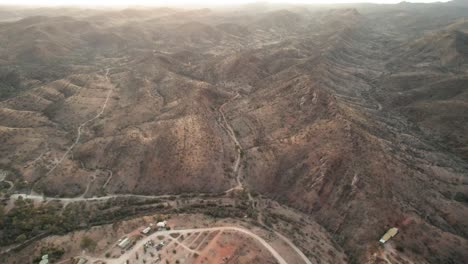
[0,0,452,7]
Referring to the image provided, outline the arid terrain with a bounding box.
[0,1,467,264]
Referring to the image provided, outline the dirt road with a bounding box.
[44,68,114,177]
[219,93,243,192]
[10,193,173,203]
[102,169,113,189]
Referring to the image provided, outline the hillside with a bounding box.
[0,3,467,264]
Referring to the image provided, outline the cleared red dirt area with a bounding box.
[194,231,277,264]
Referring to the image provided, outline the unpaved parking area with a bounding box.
[96,228,282,264]
[5,214,308,264]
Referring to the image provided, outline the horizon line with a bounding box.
[0,0,453,8]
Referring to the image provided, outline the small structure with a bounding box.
[76,257,88,264]
[39,254,48,264]
[144,240,154,247]
[118,237,131,249]
[155,241,165,251]
[156,221,167,229]
[379,227,399,244]
[141,227,151,235]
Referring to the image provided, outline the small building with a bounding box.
[141,227,151,235]
[156,221,167,229]
[39,254,48,264]
[155,242,164,251]
[118,237,131,249]
[76,257,88,264]
[380,227,399,244]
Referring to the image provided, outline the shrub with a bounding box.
[15,234,26,243]
[80,236,97,251]
[396,245,405,252]
[454,192,468,203]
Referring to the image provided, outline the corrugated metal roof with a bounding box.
[118,237,131,248]
[380,227,399,243]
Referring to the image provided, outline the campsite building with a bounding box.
[118,237,131,249]
[379,227,399,244]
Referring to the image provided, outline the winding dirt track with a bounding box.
[102,169,113,189]
[45,68,114,177]
[219,93,243,193]
[10,193,174,203]
[2,180,14,191]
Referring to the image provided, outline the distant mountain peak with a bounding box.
[448,0,468,6]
